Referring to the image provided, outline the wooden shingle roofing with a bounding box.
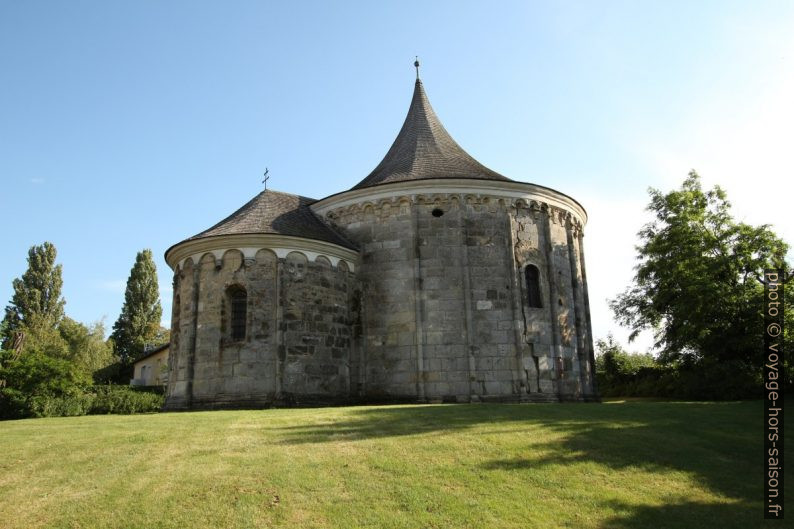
[352,79,511,190]
[186,190,356,250]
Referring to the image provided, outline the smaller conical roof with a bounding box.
[353,79,511,190]
[186,189,356,249]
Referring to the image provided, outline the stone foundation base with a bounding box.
[163,391,600,411]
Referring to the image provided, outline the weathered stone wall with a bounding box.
[279,252,354,402]
[193,250,278,407]
[460,197,522,401]
[332,199,419,398]
[166,188,596,409]
[548,209,580,395]
[567,219,594,396]
[511,202,552,394]
[325,191,596,403]
[416,197,470,401]
[166,259,195,408]
[511,201,596,399]
[164,248,355,410]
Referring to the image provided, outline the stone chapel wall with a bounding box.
[165,190,595,408]
[165,248,355,409]
[279,252,353,402]
[331,199,419,399]
[324,191,595,403]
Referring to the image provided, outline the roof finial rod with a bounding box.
[262,167,270,191]
[414,56,420,80]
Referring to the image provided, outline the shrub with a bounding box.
[29,392,95,418]
[595,335,660,397]
[595,336,764,400]
[88,385,163,415]
[662,358,762,401]
[0,350,91,419]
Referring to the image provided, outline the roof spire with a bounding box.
[414,56,420,80]
[351,71,510,189]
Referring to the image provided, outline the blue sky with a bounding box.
[1,1,792,352]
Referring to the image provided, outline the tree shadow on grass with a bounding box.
[272,400,683,444]
[270,400,790,528]
[482,408,753,496]
[477,400,790,528]
[479,417,762,527]
[272,403,532,442]
[599,499,757,529]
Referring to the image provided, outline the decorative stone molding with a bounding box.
[312,178,587,226]
[165,233,358,272]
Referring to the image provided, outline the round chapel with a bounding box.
[163,70,598,410]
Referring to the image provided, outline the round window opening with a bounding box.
[432,208,444,217]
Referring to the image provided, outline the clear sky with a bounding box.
[1,1,792,353]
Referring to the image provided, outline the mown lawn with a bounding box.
[0,400,787,529]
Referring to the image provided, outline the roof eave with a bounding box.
[164,232,360,271]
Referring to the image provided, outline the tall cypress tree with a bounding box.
[2,242,65,347]
[111,249,162,364]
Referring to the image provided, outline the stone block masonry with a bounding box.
[322,190,596,404]
[164,188,597,409]
[165,248,356,409]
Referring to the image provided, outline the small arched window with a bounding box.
[228,286,247,341]
[525,265,542,308]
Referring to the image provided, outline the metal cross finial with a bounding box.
[262,167,270,190]
[414,56,420,79]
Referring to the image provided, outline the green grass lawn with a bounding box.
[0,400,788,529]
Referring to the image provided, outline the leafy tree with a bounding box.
[20,315,70,358]
[154,326,170,346]
[594,334,661,398]
[595,335,656,377]
[610,171,790,369]
[3,314,113,373]
[0,348,91,419]
[58,317,115,378]
[111,249,163,364]
[1,242,65,347]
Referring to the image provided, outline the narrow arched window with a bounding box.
[228,286,247,341]
[525,265,542,308]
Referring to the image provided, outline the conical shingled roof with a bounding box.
[352,79,511,190]
[186,189,356,249]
